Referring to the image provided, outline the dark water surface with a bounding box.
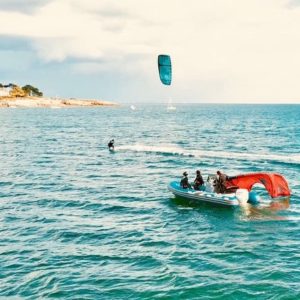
[0,104,299,299]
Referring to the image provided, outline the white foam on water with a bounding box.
[116,144,300,165]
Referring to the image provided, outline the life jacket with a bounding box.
[180,176,189,188]
[194,175,204,186]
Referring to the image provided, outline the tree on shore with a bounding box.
[9,85,26,97]
[22,85,43,97]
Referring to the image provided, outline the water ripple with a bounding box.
[0,105,299,299]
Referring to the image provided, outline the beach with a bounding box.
[0,96,118,108]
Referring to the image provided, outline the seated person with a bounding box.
[216,170,228,193]
[194,170,204,190]
[180,171,191,189]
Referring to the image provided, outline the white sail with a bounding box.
[167,98,176,111]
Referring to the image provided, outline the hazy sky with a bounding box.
[1,0,300,103]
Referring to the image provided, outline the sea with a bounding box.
[0,104,299,299]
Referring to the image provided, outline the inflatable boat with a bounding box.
[168,172,291,207]
[168,181,240,206]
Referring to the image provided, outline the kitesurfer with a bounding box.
[180,171,191,189]
[216,170,228,193]
[193,170,204,190]
[108,139,115,150]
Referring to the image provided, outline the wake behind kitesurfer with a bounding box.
[108,139,115,151]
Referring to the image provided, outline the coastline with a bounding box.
[0,96,118,108]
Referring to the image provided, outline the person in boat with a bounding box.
[108,139,115,150]
[205,176,214,192]
[180,171,191,189]
[215,170,228,193]
[193,170,204,190]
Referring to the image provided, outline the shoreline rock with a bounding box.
[0,96,118,108]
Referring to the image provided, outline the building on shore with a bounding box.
[0,86,12,97]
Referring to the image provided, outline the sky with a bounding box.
[0,0,300,103]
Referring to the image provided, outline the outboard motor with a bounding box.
[248,191,260,205]
[205,180,214,192]
[236,189,249,206]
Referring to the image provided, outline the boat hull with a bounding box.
[168,181,239,206]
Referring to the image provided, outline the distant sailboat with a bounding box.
[167,98,176,111]
[130,105,136,111]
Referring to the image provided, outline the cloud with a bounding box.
[287,0,300,8]
[0,36,31,51]
[0,0,300,102]
[0,1,158,60]
[0,0,51,13]
[71,0,133,19]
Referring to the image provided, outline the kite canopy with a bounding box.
[158,54,172,85]
[226,173,291,198]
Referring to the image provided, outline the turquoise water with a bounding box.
[0,104,299,299]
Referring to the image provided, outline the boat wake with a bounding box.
[116,144,300,166]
